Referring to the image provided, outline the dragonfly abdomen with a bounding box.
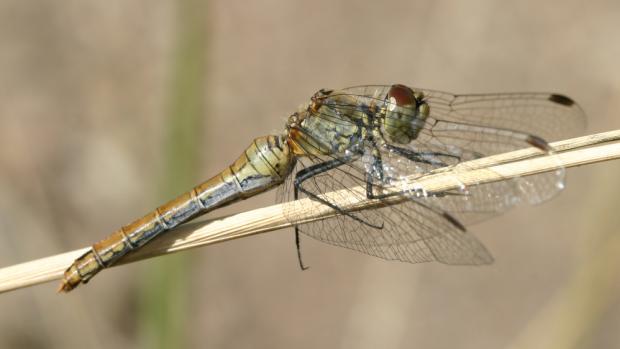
[59,135,294,292]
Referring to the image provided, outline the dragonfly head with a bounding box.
[382,84,429,144]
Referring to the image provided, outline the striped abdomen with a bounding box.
[59,135,294,292]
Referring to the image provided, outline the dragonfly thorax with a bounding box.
[382,84,429,144]
[285,85,431,157]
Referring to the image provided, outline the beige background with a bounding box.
[0,1,619,348]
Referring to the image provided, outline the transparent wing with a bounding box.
[342,85,586,143]
[340,85,586,223]
[418,88,585,221]
[278,84,586,264]
[277,154,494,265]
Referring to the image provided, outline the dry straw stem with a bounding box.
[1,129,620,294]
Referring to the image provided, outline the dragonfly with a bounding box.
[58,84,586,292]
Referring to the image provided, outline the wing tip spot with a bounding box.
[442,212,466,232]
[526,135,552,152]
[548,94,575,106]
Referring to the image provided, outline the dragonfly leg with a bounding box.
[385,146,475,197]
[293,156,384,269]
[366,145,463,200]
[384,144,461,167]
[294,226,308,270]
[295,157,383,228]
[363,151,468,232]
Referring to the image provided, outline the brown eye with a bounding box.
[387,84,416,107]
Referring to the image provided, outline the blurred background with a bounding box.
[0,0,619,348]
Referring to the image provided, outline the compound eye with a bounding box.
[387,84,416,108]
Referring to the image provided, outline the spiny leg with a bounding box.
[293,158,350,270]
[293,156,383,270]
[295,157,384,228]
[362,148,469,241]
[366,145,464,200]
[294,225,307,270]
[365,146,384,198]
[386,144,471,198]
[383,144,461,167]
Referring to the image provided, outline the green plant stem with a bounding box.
[138,1,208,348]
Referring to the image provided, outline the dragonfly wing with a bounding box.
[383,89,586,223]
[340,85,586,151]
[376,139,542,225]
[339,85,586,141]
[278,157,493,265]
[277,85,587,263]
[421,90,586,142]
[277,155,384,229]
